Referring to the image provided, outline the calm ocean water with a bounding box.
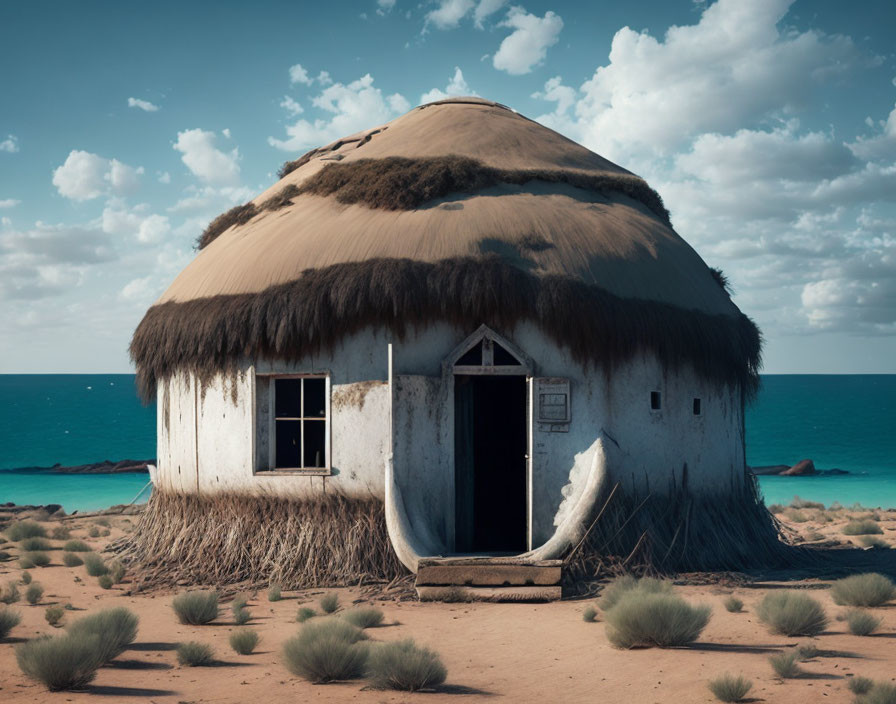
[0,374,894,511]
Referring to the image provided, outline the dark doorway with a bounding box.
[454,374,527,553]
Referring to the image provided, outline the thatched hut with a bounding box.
[128,98,779,593]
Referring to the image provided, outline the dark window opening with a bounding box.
[273,376,327,469]
[693,398,702,416]
[650,391,662,410]
[456,342,483,366]
[493,342,522,366]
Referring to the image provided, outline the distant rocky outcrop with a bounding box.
[748,459,848,476]
[5,459,154,474]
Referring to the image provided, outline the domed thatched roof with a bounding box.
[132,98,760,397]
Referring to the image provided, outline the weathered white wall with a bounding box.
[156,322,744,552]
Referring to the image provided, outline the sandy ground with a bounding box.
[1,506,895,703]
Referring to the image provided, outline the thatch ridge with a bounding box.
[130,255,761,400]
[196,202,258,250]
[293,156,671,224]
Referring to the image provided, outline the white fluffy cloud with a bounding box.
[420,67,473,104]
[52,151,144,201]
[280,95,304,116]
[127,97,160,112]
[850,103,896,163]
[473,0,506,28]
[377,0,396,15]
[492,7,563,75]
[173,129,241,185]
[425,0,474,30]
[0,135,19,153]
[289,64,312,85]
[268,74,410,152]
[0,198,20,208]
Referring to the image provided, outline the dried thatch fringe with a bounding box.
[563,474,817,590]
[131,255,761,401]
[118,491,406,589]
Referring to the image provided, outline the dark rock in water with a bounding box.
[820,468,849,475]
[782,459,816,476]
[749,465,790,475]
[6,459,155,474]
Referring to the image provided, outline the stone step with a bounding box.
[416,584,562,603]
[415,558,562,587]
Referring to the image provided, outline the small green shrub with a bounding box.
[296,607,316,623]
[172,590,219,625]
[6,520,47,541]
[845,609,882,636]
[282,618,368,683]
[108,560,125,584]
[18,556,35,569]
[790,496,825,510]
[67,607,139,664]
[599,576,673,612]
[343,607,384,629]
[62,552,83,567]
[786,510,809,523]
[233,605,251,625]
[232,594,249,610]
[95,518,111,528]
[767,503,785,513]
[583,606,597,622]
[63,540,90,552]
[24,551,50,567]
[757,591,828,636]
[320,592,340,614]
[366,639,447,692]
[25,582,44,604]
[707,673,752,702]
[843,520,883,536]
[848,676,874,695]
[1,581,21,604]
[604,592,711,648]
[87,526,100,538]
[21,537,51,551]
[20,570,32,585]
[97,574,113,590]
[51,525,71,540]
[805,531,826,542]
[177,641,215,666]
[229,628,260,655]
[268,583,282,602]
[769,651,801,678]
[796,643,819,661]
[860,536,889,548]
[63,602,75,610]
[15,634,102,691]
[859,683,896,704]
[0,605,22,638]
[831,573,896,607]
[723,596,743,613]
[82,553,107,577]
[45,606,65,626]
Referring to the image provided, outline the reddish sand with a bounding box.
[1,508,894,703]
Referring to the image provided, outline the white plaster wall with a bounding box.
[156,321,744,551]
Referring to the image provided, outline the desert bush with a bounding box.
[172,590,219,625]
[583,606,597,622]
[796,643,819,660]
[343,607,384,629]
[848,676,874,695]
[15,634,103,691]
[790,496,825,510]
[268,583,282,602]
[21,537,51,551]
[6,520,46,541]
[233,605,251,625]
[599,576,673,612]
[767,504,785,513]
[63,540,90,552]
[87,526,100,538]
[24,551,50,567]
[281,618,368,683]
[82,553,107,576]
[366,639,447,692]
[1,581,21,604]
[0,605,22,638]
[604,591,711,648]
[843,520,883,536]
[176,641,214,666]
[20,570,32,585]
[757,591,828,636]
[229,628,260,655]
[45,606,64,626]
[320,593,340,614]
[805,531,826,542]
[51,525,71,540]
[25,582,44,604]
[707,673,752,702]
[18,555,34,569]
[786,510,809,523]
[0,550,10,561]
[860,536,889,548]
[858,683,896,704]
[723,596,743,613]
[97,574,113,590]
[62,552,83,567]
[769,651,801,678]
[831,573,895,607]
[232,594,249,610]
[95,518,111,528]
[108,560,125,584]
[67,607,139,664]
[846,609,882,636]
[296,607,316,623]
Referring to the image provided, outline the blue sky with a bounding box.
[1,0,895,373]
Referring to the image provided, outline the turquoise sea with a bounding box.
[0,374,894,512]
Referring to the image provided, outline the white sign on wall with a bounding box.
[535,377,570,432]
